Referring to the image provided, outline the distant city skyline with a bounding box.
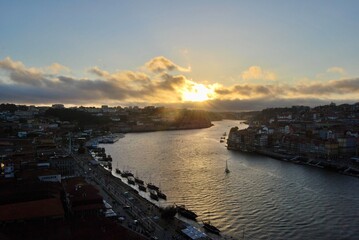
[1,1,359,110]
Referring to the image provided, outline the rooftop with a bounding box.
[0,198,64,222]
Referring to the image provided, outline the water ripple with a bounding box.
[103,120,359,239]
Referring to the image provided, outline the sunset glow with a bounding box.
[0,2,358,110]
[182,84,214,102]
[0,2,359,238]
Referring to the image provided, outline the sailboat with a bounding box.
[115,162,121,174]
[225,160,230,174]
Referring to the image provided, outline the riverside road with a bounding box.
[72,152,191,240]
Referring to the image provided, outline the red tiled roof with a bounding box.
[0,180,62,205]
[71,216,148,240]
[0,198,64,221]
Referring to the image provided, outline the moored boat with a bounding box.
[121,171,133,178]
[127,177,135,185]
[176,205,197,220]
[157,190,167,200]
[134,177,144,185]
[138,184,146,192]
[104,155,112,161]
[149,190,159,201]
[98,135,120,144]
[203,221,220,235]
[147,183,159,191]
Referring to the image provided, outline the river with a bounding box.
[101,120,359,239]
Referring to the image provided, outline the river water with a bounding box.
[102,120,359,239]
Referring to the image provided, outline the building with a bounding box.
[63,177,104,217]
[49,155,75,176]
[52,104,65,109]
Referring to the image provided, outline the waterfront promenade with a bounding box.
[72,152,200,240]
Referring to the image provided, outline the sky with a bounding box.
[1,1,359,111]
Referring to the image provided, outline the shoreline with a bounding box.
[86,125,213,147]
[85,134,229,239]
[228,146,359,178]
[118,123,214,133]
[72,151,198,239]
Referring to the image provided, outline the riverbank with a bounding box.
[80,134,230,239]
[86,133,124,148]
[121,123,214,133]
[236,147,359,178]
[72,151,194,240]
[86,134,235,240]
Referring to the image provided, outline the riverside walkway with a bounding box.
[72,152,191,240]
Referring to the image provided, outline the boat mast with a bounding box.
[225,159,230,173]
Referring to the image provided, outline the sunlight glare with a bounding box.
[182,84,213,102]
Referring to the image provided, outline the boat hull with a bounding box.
[177,206,197,220]
[203,222,220,235]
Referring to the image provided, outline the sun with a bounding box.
[182,84,213,102]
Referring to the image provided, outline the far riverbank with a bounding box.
[227,126,359,178]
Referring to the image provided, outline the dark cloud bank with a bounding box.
[1,56,359,111]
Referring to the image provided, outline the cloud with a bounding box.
[88,66,110,78]
[0,57,27,71]
[151,97,344,111]
[1,56,359,110]
[292,78,359,96]
[213,78,359,101]
[46,63,70,74]
[0,56,194,105]
[215,84,277,98]
[158,73,186,91]
[145,56,191,73]
[241,66,276,81]
[89,66,150,84]
[327,66,346,75]
[0,57,47,86]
